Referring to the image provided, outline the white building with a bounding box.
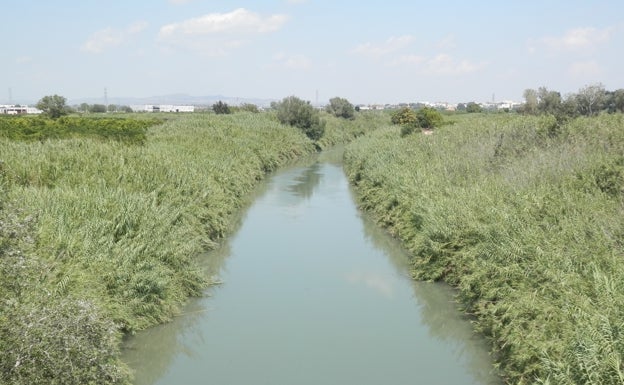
[0,105,42,114]
[131,105,194,113]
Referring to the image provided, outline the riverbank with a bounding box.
[343,113,624,384]
[0,111,382,385]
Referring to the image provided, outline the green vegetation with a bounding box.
[391,106,444,136]
[272,95,326,141]
[0,112,322,384]
[522,84,624,117]
[0,116,158,144]
[325,96,355,119]
[36,94,69,119]
[344,113,624,384]
[212,100,231,115]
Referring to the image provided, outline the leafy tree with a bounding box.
[391,107,417,126]
[120,105,133,113]
[523,89,538,114]
[416,107,443,129]
[107,104,118,113]
[325,97,355,119]
[36,95,68,119]
[576,83,606,116]
[212,101,231,114]
[466,102,482,113]
[90,104,107,113]
[537,87,562,115]
[272,96,326,141]
[79,103,89,113]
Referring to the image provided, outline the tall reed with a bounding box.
[344,113,624,384]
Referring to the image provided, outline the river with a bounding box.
[123,149,501,385]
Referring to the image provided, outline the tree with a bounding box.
[79,103,89,113]
[466,102,482,113]
[212,100,231,114]
[107,104,118,113]
[416,107,443,129]
[391,107,417,126]
[272,96,326,141]
[523,89,538,114]
[576,83,606,116]
[90,104,107,113]
[537,87,562,115]
[325,97,355,119]
[120,105,133,113]
[36,94,68,118]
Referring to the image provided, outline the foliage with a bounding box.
[90,104,107,113]
[391,106,443,135]
[390,107,417,126]
[325,97,355,119]
[36,95,69,119]
[466,102,482,113]
[272,95,326,141]
[344,113,624,384]
[0,113,319,384]
[238,103,260,113]
[522,83,624,118]
[212,101,231,115]
[416,107,443,129]
[0,116,159,145]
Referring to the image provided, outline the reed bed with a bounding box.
[0,112,318,384]
[344,113,624,384]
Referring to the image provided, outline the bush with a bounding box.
[272,96,326,141]
[416,107,443,129]
[325,97,355,119]
[212,101,231,115]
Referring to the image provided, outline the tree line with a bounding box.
[521,83,624,117]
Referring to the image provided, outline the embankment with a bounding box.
[344,113,624,384]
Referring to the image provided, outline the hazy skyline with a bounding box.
[3,0,623,105]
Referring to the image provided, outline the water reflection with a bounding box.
[287,163,322,200]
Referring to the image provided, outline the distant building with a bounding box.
[0,105,42,115]
[131,105,195,113]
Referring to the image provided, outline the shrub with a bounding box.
[416,107,443,129]
[212,101,231,115]
[325,97,355,119]
[272,96,326,141]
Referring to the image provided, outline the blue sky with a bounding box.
[3,0,623,105]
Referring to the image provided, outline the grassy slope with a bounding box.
[0,112,318,384]
[344,113,624,384]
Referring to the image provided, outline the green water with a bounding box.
[123,152,501,385]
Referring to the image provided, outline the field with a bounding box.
[0,111,382,385]
[344,113,624,384]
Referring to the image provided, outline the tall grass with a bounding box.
[0,112,318,384]
[344,113,624,384]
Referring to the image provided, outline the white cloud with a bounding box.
[568,60,603,77]
[158,8,288,55]
[272,52,312,70]
[388,54,424,66]
[15,56,32,64]
[538,26,614,51]
[351,35,415,57]
[425,54,487,75]
[436,34,456,50]
[82,21,148,54]
[159,8,288,37]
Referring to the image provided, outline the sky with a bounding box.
[2,0,624,105]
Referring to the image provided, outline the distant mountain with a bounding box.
[69,94,276,107]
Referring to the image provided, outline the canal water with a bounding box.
[123,150,501,385]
